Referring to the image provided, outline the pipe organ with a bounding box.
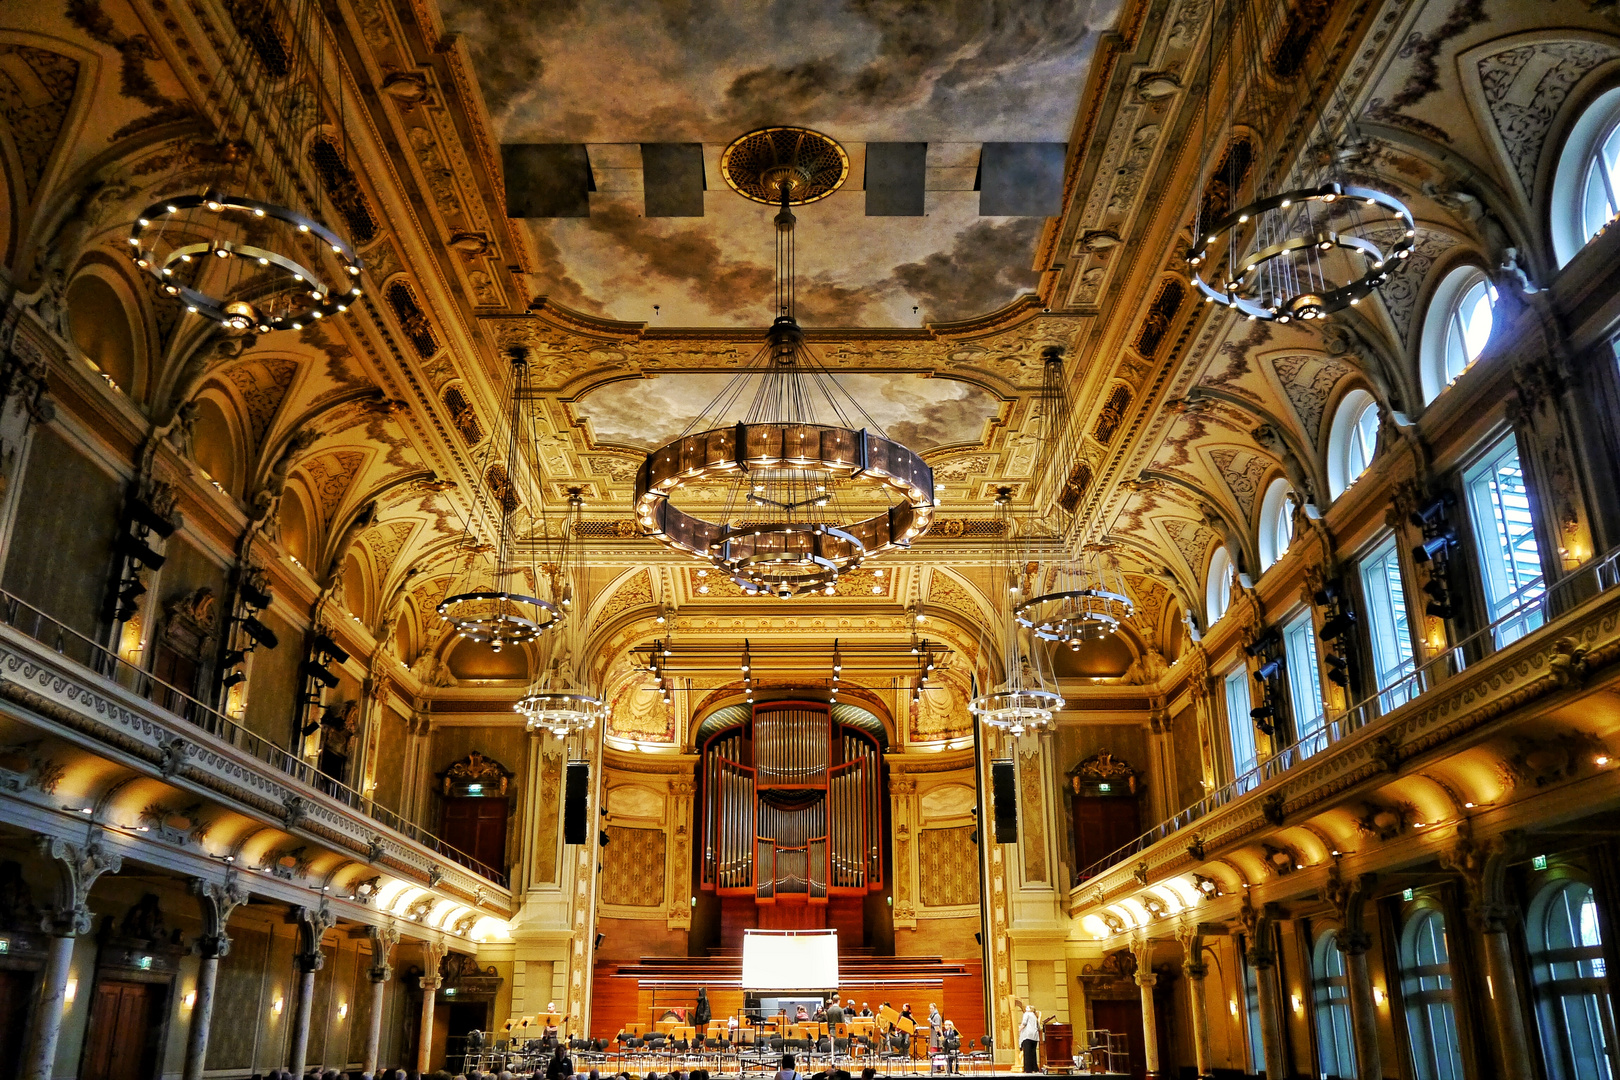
[702,701,883,903]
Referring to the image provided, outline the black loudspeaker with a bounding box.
[991,760,1018,843]
[563,761,589,844]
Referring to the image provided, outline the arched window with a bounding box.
[1258,478,1295,571]
[1527,880,1617,1080]
[1553,86,1620,266]
[1206,546,1234,625]
[1326,389,1380,500]
[1421,266,1496,402]
[1400,908,1465,1080]
[1313,930,1357,1079]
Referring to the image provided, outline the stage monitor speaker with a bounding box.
[564,761,589,844]
[991,760,1018,843]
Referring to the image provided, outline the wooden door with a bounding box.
[82,980,162,1080]
[441,797,509,871]
[1072,794,1141,878]
[0,969,34,1080]
[1087,999,1147,1080]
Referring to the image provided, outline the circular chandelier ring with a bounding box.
[1189,183,1415,323]
[128,194,363,333]
[437,589,561,645]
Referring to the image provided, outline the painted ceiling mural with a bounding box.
[570,371,1005,453]
[438,0,1125,326]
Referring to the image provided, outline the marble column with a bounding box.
[1444,835,1534,1080]
[1130,938,1160,1077]
[184,876,248,1080]
[1323,870,1380,1080]
[364,924,400,1077]
[1241,901,1286,1080]
[1176,924,1213,1079]
[289,905,336,1077]
[23,836,121,1080]
[416,938,448,1072]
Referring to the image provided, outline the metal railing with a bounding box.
[1073,545,1620,886]
[0,589,509,888]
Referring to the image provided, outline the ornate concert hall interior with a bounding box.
[3,0,1620,1077]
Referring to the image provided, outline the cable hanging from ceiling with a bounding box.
[1013,348,1135,649]
[635,127,935,598]
[126,0,364,334]
[1186,0,1414,323]
[437,347,563,653]
[515,487,605,737]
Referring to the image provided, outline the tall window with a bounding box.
[1553,87,1620,265]
[1528,880,1618,1080]
[1400,908,1465,1080]
[1207,546,1234,625]
[1313,930,1357,1080]
[1421,266,1496,401]
[1464,435,1545,646]
[1327,389,1380,499]
[1360,536,1417,710]
[1284,612,1327,754]
[1225,667,1258,792]
[1258,478,1295,571]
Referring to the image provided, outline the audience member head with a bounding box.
[861,1070,877,1080]
[781,1055,796,1071]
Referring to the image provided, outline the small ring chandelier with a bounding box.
[438,348,562,650]
[127,0,363,334]
[1186,0,1414,323]
[515,491,605,737]
[969,488,1065,737]
[635,127,934,597]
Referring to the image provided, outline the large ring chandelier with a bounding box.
[635,128,934,597]
[1015,551,1135,647]
[970,488,1065,737]
[1186,0,1413,324]
[515,490,605,737]
[128,0,363,334]
[1189,184,1414,322]
[439,348,563,650]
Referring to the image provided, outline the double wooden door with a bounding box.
[441,796,509,872]
[81,979,165,1080]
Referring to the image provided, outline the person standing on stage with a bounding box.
[927,1004,942,1051]
[825,998,845,1027]
[1018,1006,1041,1073]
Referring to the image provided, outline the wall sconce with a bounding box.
[1372,987,1386,1007]
[1291,994,1303,1014]
[64,979,78,1003]
[183,991,196,1009]
[338,1003,349,1019]
[272,996,285,1015]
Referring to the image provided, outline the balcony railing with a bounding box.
[0,589,508,888]
[1073,545,1620,885]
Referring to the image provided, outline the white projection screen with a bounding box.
[741,929,840,989]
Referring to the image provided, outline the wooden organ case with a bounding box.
[701,701,884,934]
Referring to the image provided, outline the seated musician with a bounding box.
[939,1021,961,1073]
[795,1004,810,1022]
[859,1003,872,1018]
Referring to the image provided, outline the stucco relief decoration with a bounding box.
[1067,750,1140,794]
[1361,226,1460,345]
[0,45,80,199]
[223,359,300,446]
[607,667,677,743]
[918,826,980,907]
[1160,517,1215,579]
[1206,446,1269,519]
[910,669,972,743]
[1477,40,1620,197]
[440,751,512,796]
[1266,353,1354,445]
[601,826,666,907]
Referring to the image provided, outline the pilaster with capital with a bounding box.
[667,775,696,929]
[1323,869,1380,1080]
[1130,936,1161,1077]
[415,936,449,1072]
[1240,899,1286,1080]
[1176,923,1213,1079]
[891,775,918,928]
[288,904,336,1077]
[364,923,401,1075]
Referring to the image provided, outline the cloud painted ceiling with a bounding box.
[571,371,1005,453]
[439,0,1124,327]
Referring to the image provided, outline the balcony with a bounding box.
[1069,546,1620,909]
[0,588,511,899]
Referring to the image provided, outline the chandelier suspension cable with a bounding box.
[515,488,604,736]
